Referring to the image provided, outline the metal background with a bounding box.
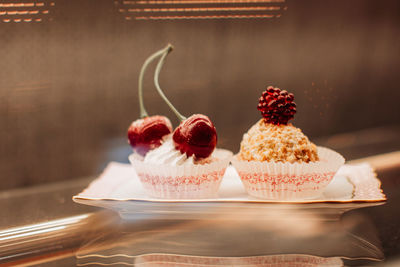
[1,0,399,189]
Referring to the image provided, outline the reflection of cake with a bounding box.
[239,119,319,163]
[134,254,343,267]
[232,86,344,200]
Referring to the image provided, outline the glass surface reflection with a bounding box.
[75,203,384,266]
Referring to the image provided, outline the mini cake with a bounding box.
[238,119,319,163]
[231,86,344,200]
[129,45,231,199]
[131,114,232,199]
[132,132,232,199]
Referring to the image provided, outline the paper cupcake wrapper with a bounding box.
[231,147,345,200]
[129,149,233,199]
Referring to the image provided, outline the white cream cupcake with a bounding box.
[129,45,232,199]
[130,135,232,199]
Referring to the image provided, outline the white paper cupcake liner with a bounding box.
[231,147,345,200]
[129,149,233,199]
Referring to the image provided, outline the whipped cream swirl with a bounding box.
[144,135,213,166]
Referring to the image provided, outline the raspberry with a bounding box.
[257,86,297,125]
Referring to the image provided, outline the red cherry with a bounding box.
[257,86,297,125]
[127,115,172,156]
[172,114,217,159]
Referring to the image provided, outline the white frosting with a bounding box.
[144,135,200,166]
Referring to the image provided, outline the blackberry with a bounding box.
[257,86,297,125]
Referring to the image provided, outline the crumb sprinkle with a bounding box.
[238,119,319,163]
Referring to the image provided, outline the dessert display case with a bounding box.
[1,0,400,266]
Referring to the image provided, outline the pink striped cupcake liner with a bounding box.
[129,149,232,199]
[231,147,345,200]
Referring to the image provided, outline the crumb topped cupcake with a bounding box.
[232,86,344,200]
[239,119,319,163]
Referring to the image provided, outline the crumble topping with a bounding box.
[238,119,319,163]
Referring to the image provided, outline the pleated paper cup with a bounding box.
[231,147,345,200]
[129,149,233,199]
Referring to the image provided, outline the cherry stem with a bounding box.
[154,44,187,122]
[138,45,171,118]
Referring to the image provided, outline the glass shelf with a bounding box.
[1,151,399,266]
